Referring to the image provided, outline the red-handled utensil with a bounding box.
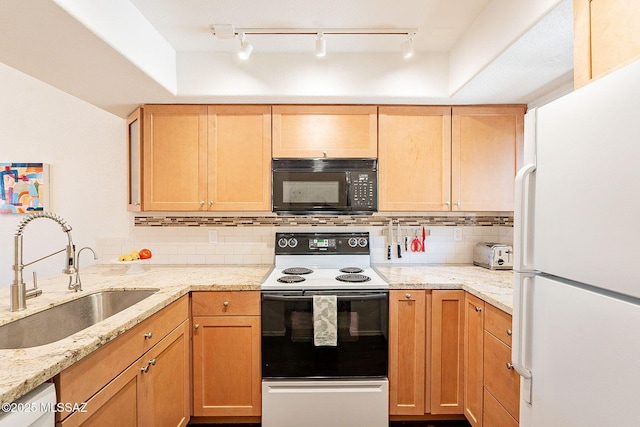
[421,226,426,252]
[411,229,421,252]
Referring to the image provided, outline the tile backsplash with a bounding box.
[96,214,513,266]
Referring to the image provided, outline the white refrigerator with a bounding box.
[513,58,640,426]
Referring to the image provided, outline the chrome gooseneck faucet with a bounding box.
[69,246,98,292]
[11,212,77,311]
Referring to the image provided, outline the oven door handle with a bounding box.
[262,293,388,302]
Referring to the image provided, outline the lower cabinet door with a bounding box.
[143,320,191,427]
[60,356,142,427]
[388,290,426,415]
[431,290,465,414]
[192,316,261,416]
[483,389,518,427]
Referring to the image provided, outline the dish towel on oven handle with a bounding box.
[313,295,338,346]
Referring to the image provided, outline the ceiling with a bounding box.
[130,0,490,54]
[0,0,574,118]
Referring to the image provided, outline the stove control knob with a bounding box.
[348,238,358,248]
[358,238,368,247]
[288,238,298,248]
[278,237,288,248]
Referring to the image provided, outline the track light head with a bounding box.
[315,32,326,57]
[401,34,414,59]
[238,33,253,60]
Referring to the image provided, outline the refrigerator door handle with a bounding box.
[513,272,533,403]
[514,163,536,272]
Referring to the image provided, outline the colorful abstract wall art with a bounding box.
[0,163,49,214]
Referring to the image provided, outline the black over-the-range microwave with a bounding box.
[272,158,377,215]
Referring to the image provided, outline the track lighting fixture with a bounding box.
[238,33,253,60]
[315,32,326,57]
[401,34,414,59]
[211,25,418,58]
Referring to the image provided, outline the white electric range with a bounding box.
[261,232,389,427]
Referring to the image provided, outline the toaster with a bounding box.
[473,242,513,270]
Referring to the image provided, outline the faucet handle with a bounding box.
[26,271,42,299]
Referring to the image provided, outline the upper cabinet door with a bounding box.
[378,106,452,211]
[127,107,143,212]
[143,105,208,211]
[451,106,524,212]
[272,105,377,158]
[207,105,272,211]
[574,0,640,88]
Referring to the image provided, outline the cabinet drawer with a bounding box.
[192,291,260,316]
[483,388,518,427]
[483,331,520,421]
[56,295,189,413]
[484,304,512,347]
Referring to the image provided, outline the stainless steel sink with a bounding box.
[0,289,158,349]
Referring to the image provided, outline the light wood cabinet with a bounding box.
[191,291,261,417]
[451,106,524,212]
[574,0,640,88]
[141,105,271,211]
[378,107,452,211]
[379,105,523,212]
[207,106,271,211]
[127,107,143,212]
[143,105,208,211]
[272,105,377,158]
[463,293,485,427]
[57,296,190,427]
[431,290,464,414]
[388,290,428,415]
[483,306,520,425]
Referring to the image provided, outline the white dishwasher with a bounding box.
[0,383,56,427]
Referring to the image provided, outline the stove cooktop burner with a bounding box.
[339,267,364,274]
[282,267,313,275]
[335,273,371,283]
[277,275,306,283]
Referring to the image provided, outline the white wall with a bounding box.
[0,62,128,287]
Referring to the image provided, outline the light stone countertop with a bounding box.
[375,264,514,314]
[0,263,513,406]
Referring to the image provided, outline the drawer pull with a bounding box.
[506,362,514,370]
[148,358,157,366]
[223,301,229,307]
[475,306,482,312]
[405,293,411,299]
[143,332,153,339]
[194,324,200,329]
[507,329,513,336]
[141,365,150,373]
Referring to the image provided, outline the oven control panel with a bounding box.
[275,232,370,255]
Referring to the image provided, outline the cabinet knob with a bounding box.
[134,202,140,206]
[141,365,150,373]
[143,332,153,339]
[475,306,482,312]
[507,329,513,336]
[208,201,213,206]
[322,151,327,158]
[223,301,229,307]
[194,324,200,329]
[148,358,157,366]
[506,362,514,370]
[455,201,461,207]
[199,201,205,206]
[445,201,451,206]
[405,293,411,299]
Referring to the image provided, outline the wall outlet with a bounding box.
[453,227,462,241]
[208,230,218,243]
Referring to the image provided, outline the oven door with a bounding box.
[272,171,348,213]
[261,290,388,379]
